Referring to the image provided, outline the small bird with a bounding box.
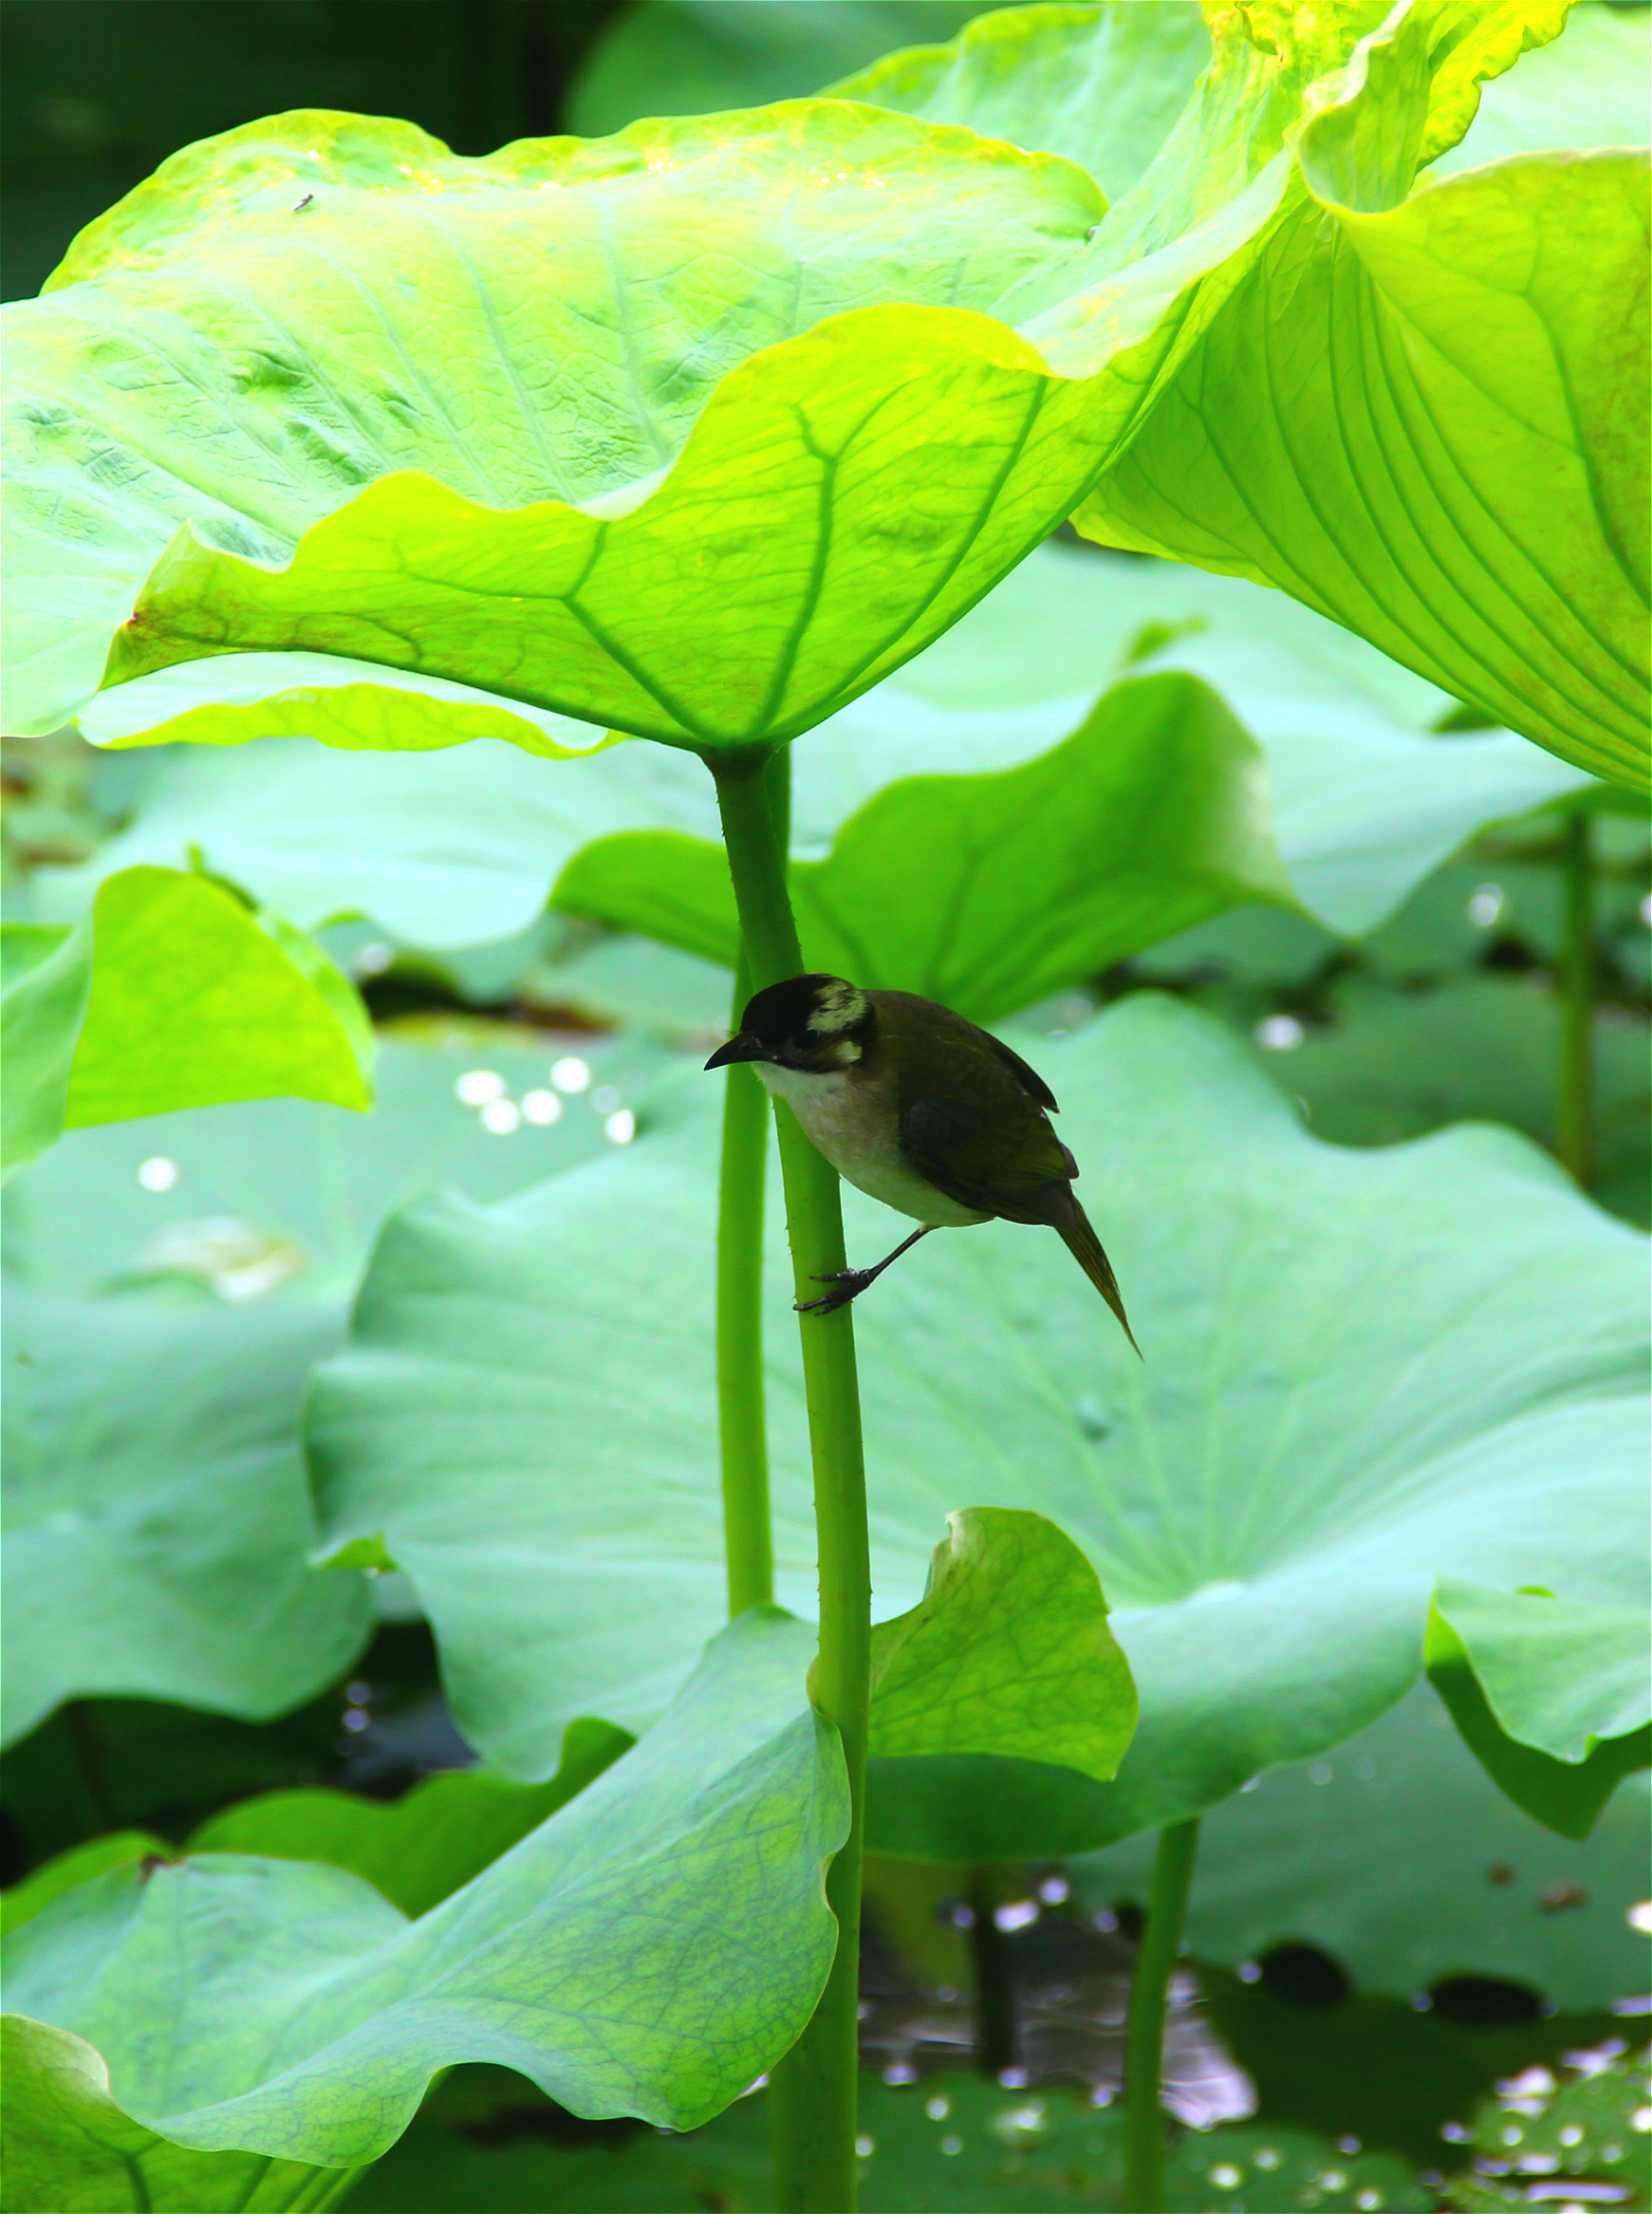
[706,974,1138,1350]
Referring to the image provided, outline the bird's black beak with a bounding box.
[705,1032,767,1071]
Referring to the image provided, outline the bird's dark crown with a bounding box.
[737,974,874,1069]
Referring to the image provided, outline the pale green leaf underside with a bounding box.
[1,1611,848,2163]
[1433,1576,1652,1759]
[6,0,1513,751]
[2,865,370,1180]
[51,543,1590,957]
[555,668,1297,1022]
[1431,2,1652,177]
[0,2019,362,2214]
[828,0,1213,205]
[306,996,1649,1843]
[1,1287,371,1746]
[867,1505,1137,1777]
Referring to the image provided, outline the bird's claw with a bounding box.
[795,1268,872,1317]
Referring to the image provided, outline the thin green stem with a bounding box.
[1557,810,1595,1190]
[1122,1817,1200,2214]
[716,952,773,1617]
[967,1866,1016,2077]
[712,747,870,2214]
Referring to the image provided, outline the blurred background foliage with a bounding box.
[2,4,1648,2211]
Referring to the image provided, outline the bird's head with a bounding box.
[705,974,874,1074]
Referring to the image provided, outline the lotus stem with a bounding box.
[1122,1815,1200,2214]
[716,952,774,1617]
[712,745,871,2213]
[1557,810,1595,1189]
[967,1866,1017,2077]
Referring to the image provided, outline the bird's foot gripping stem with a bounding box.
[795,1268,876,1317]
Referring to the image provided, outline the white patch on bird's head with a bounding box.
[807,981,869,1035]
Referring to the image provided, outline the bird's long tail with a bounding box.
[1058,1198,1142,1358]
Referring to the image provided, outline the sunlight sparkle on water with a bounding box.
[456,1070,505,1106]
[138,1156,178,1191]
[1256,1014,1305,1051]
[480,1099,521,1134]
[522,1089,562,1125]
[551,1056,590,1092]
[605,1109,637,1144]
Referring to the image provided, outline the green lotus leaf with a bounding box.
[864,1505,1137,1777]
[1071,1679,1650,2007]
[187,1717,635,1916]
[843,0,1643,786]
[0,2018,362,2214]
[1434,1578,1652,1758]
[5,102,1111,746]
[555,668,1296,1022]
[1,1609,848,2161]
[1425,1579,1652,1838]
[1,1285,371,1746]
[9,0,1529,754]
[828,0,1212,203]
[1,865,370,1179]
[306,995,1647,1851]
[1074,63,1648,785]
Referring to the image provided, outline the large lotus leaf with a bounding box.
[567,2,986,137]
[828,0,1212,204]
[188,1717,636,1916]
[865,1506,1137,1777]
[3,1030,674,1307]
[0,2018,362,2214]
[60,542,1589,954]
[554,669,1296,1022]
[2,105,1116,747]
[1425,1580,1652,1838]
[1077,124,1650,787]
[1,865,370,1178]
[1070,1680,1651,2008]
[306,995,1648,1850]
[9,0,1518,752]
[1,1284,371,1746]
[1,1609,847,2159]
[854,0,1643,785]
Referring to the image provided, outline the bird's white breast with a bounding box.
[755,1063,989,1228]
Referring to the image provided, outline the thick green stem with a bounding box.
[712,747,871,2214]
[1557,810,1595,1190]
[1122,1817,1200,2214]
[716,954,774,1617]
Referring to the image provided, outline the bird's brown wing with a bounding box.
[981,1032,1058,1111]
[897,1070,1074,1220]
